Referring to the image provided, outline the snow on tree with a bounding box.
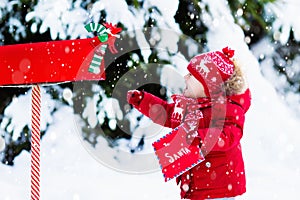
[251,0,300,116]
[0,87,59,165]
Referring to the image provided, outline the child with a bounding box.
[127,47,251,200]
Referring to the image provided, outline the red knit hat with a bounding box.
[187,47,235,97]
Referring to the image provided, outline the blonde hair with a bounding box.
[223,59,247,96]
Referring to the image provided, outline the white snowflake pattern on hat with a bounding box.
[209,53,234,75]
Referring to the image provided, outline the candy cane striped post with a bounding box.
[31,85,41,200]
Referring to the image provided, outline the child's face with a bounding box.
[183,73,206,98]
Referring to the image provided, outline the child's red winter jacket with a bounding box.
[130,89,251,200]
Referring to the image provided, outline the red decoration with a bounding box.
[103,22,123,36]
[222,46,235,58]
[152,126,204,182]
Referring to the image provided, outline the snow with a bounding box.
[1,88,55,141]
[267,0,300,43]
[0,106,179,200]
[1,0,300,199]
[251,38,300,118]
[81,86,123,130]
[25,0,90,40]
[0,136,5,151]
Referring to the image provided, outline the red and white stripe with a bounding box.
[31,85,41,200]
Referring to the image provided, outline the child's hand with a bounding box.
[127,90,144,105]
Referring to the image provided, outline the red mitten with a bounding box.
[127,90,144,106]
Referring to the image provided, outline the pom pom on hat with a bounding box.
[187,47,235,97]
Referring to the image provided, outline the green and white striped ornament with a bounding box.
[85,22,110,74]
[84,23,108,42]
[88,44,108,74]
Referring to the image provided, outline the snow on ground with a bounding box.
[0,105,180,200]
